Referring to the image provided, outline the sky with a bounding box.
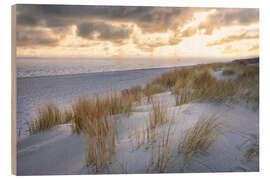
[16,5,259,58]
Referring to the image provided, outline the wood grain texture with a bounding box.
[11,4,17,175]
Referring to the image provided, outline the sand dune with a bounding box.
[17,61,259,175]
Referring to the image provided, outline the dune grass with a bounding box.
[222,69,235,76]
[178,114,222,164]
[121,85,143,103]
[71,95,117,171]
[173,71,237,105]
[149,101,170,129]
[204,79,237,104]
[235,66,259,88]
[143,83,166,102]
[63,109,73,123]
[146,125,174,173]
[170,70,217,97]
[245,143,259,160]
[72,93,133,134]
[175,89,197,106]
[235,66,259,111]
[28,102,63,135]
[26,60,258,173]
[29,61,258,136]
[148,62,259,109]
[85,118,115,172]
[155,68,196,95]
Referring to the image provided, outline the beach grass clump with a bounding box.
[72,93,132,134]
[150,126,173,173]
[249,89,259,111]
[153,68,195,91]
[28,102,63,135]
[171,75,194,94]
[205,80,238,104]
[71,96,116,171]
[71,97,105,134]
[121,85,143,103]
[85,117,115,172]
[222,69,235,76]
[234,66,259,110]
[192,71,217,90]
[63,109,73,123]
[150,62,259,107]
[245,143,259,160]
[236,66,259,87]
[170,70,216,95]
[151,70,178,89]
[174,71,239,105]
[175,88,198,106]
[186,71,218,102]
[106,92,132,115]
[210,62,227,71]
[179,114,222,163]
[143,83,166,102]
[149,101,170,129]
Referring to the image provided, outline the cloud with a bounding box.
[207,31,259,46]
[16,27,61,47]
[198,8,259,35]
[15,5,259,56]
[248,44,259,52]
[134,40,169,52]
[16,5,259,44]
[132,30,184,52]
[16,5,196,33]
[222,45,240,54]
[76,22,132,43]
[180,27,198,38]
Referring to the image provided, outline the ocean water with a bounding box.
[16,57,226,78]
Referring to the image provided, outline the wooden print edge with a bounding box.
[11,4,17,175]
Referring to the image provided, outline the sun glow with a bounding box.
[16,7,259,58]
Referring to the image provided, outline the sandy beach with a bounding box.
[17,66,183,138]
[13,5,260,176]
[17,61,259,175]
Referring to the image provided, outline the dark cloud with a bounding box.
[16,5,259,52]
[16,27,60,47]
[16,5,193,33]
[207,31,259,46]
[198,8,259,35]
[77,22,132,43]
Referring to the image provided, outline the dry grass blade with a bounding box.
[143,83,166,102]
[245,143,259,160]
[156,126,171,173]
[71,95,117,171]
[121,85,143,103]
[179,114,222,164]
[175,88,198,106]
[28,102,63,135]
[147,125,176,173]
[222,69,235,76]
[63,109,73,123]
[149,101,170,129]
[85,117,116,172]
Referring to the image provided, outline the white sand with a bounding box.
[17,67,184,138]
[17,66,259,175]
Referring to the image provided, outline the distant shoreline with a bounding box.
[17,65,189,79]
[16,57,258,79]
